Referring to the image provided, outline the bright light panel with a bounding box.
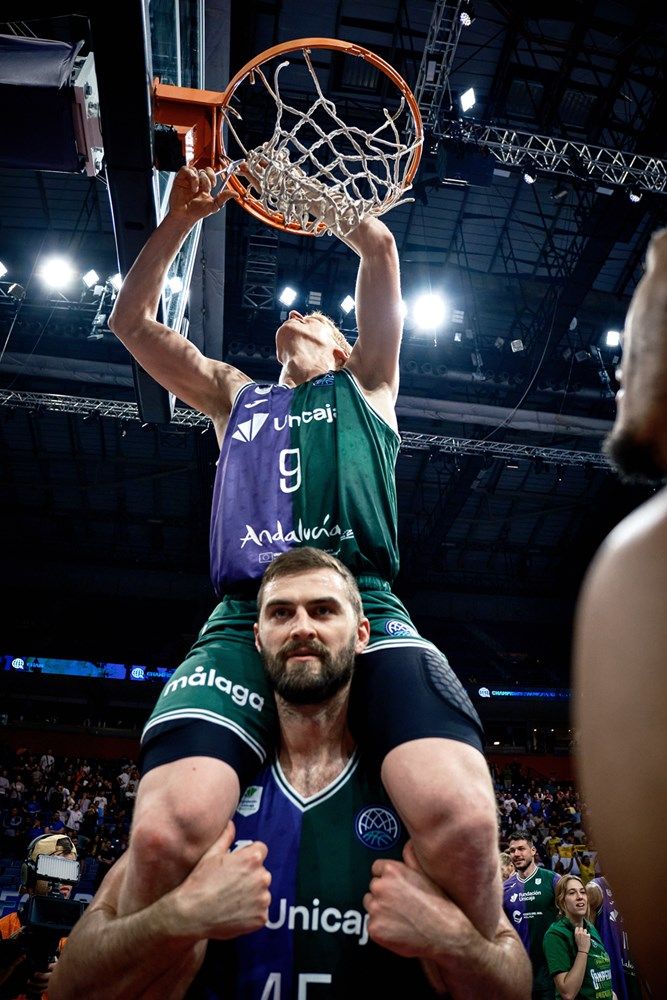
[460,87,476,113]
[605,329,621,348]
[109,273,123,291]
[38,256,75,290]
[0,261,7,279]
[82,269,100,288]
[167,275,184,294]
[412,293,449,331]
[340,294,355,314]
[279,286,297,306]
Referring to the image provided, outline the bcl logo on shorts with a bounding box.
[237,785,263,817]
[383,619,417,638]
[355,806,401,851]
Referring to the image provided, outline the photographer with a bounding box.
[0,835,84,999]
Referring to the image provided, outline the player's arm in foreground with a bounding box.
[108,165,251,437]
[49,823,271,1000]
[364,842,532,1000]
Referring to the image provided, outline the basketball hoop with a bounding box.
[217,38,423,237]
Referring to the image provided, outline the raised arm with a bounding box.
[49,822,271,1000]
[363,842,531,999]
[108,166,251,436]
[344,217,403,404]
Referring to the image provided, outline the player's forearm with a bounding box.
[48,892,203,1000]
[430,918,532,1000]
[109,212,195,339]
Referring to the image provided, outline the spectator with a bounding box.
[2,807,24,857]
[543,875,615,999]
[578,854,596,886]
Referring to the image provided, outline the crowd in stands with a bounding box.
[490,760,600,880]
[0,747,596,880]
[0,748,139,892]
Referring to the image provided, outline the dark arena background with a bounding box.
[0,0,664,922]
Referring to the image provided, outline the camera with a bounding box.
[0,836,86,999]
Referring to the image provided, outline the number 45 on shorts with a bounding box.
[261,972,332,999]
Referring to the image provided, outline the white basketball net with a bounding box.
[224,49,421,237]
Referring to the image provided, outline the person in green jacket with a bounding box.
[543,875,617,1000]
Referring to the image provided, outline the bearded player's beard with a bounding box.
[262,635,356,705]
[602,426,666,484]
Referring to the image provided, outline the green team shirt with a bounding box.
[210,369,401,592]
[191,753,435,998]
[503,866,560,993]
[543,917,613,999]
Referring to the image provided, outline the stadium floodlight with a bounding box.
[459,87,476,113]
[605,329,621,348]
[167,275,184,294]
[38,256,75,290]
[82,269,100,288]
[278,286,298,306]
[340,294,355,314]
[0,261,7,279]
[109,273,123,291]
[412,293,449,332]
[459,1,476,26]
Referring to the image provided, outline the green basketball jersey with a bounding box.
[192,754,435,998]
[210,369,401,591]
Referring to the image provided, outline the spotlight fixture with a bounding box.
[340,294,355,314]
[278,286,297,307]
[459,87,476,113]
[82,269,100,288]
[605,329,621,348]
[523,171,537,185]
[0,261,7,279]
[413,293,449,332]
[550,183,568,203]
[628,186,642,203]
[510,339,524,353]
[458,1,475,27]
[109,273,123,291]
[38,255,75,290]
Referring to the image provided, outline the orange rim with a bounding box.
[219,37,423,235]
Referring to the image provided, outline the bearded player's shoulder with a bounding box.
[583,486,667,597]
